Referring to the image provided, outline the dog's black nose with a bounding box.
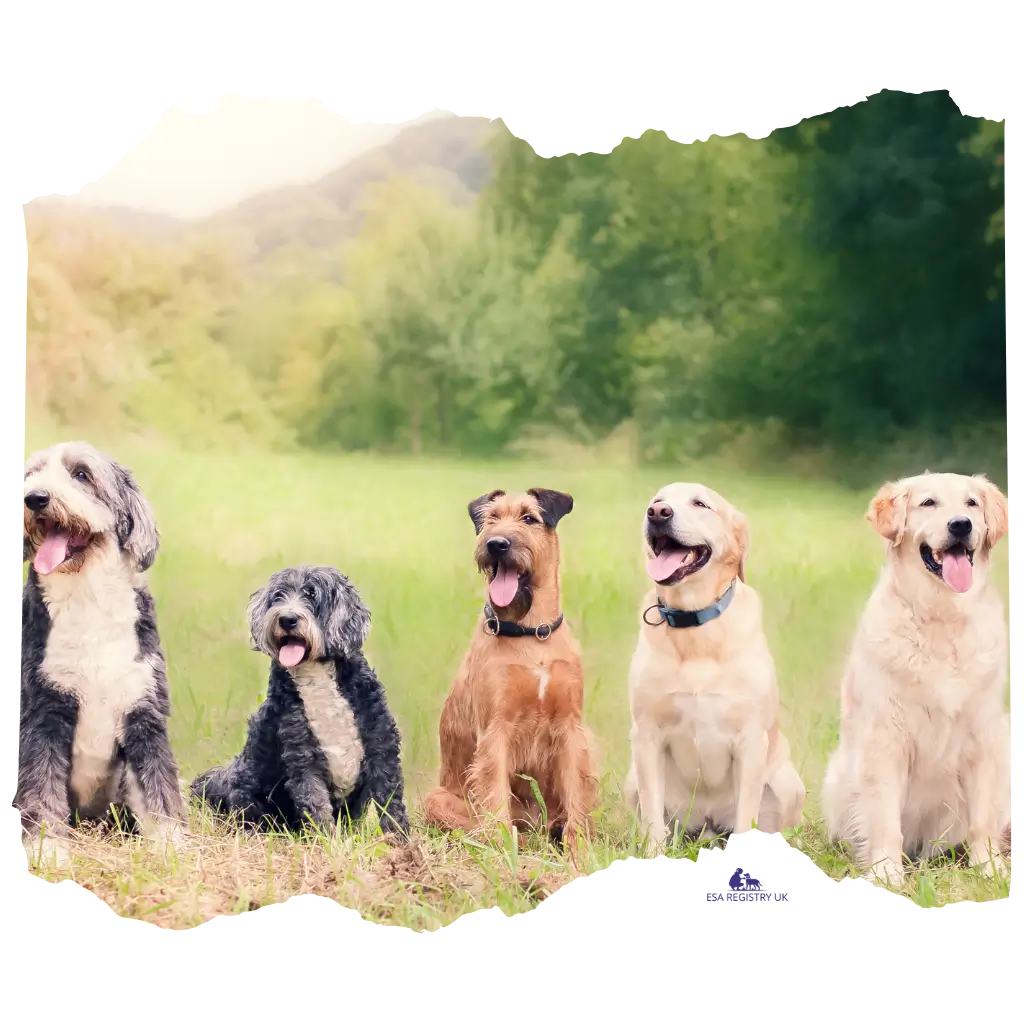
[278,614,299,631]
[948,516,973,539]
[647,500,673,522]
[24,491,50,512]
[486,536,511,557]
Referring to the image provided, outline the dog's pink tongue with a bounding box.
[942,552,973,593]
[33,529,70,575]
[646,549,688,583]
[488,566,520,607]
[278,643,306,668]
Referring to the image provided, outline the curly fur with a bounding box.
[17,442,183,852]
[191,566,408,837]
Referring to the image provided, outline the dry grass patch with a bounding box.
[25,800,1009,929]
[25,802,586,930]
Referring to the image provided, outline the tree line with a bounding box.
[27,90,1005,482]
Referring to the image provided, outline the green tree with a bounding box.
[315,177,580,454]
[739,91,1006,445]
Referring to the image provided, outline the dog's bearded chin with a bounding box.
[921,543,974,593]
[32,523,91,576]
[488,564,520,608]
[278,642,308,669]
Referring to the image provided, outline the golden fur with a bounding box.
[624,482,805,853]
[423,489,598,859]
[822,472,1010,884]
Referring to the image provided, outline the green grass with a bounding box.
[23,437,1012,924]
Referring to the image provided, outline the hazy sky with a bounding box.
[28,93,466,220]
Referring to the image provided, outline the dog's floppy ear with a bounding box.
[326,599,370,657]
[246,584,270,652]
[324,572,372,657]
[468,490,505,534]
[975,475,1008,548]
[527,488,574,529]
[866,480,909,544]
[730,508,750,583]
[113,462,159,571]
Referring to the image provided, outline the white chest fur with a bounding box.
[536,667,550,702]
[289,661,364,798]
[39,541,153,809]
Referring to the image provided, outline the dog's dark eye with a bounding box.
[73,468,90,484]
[692,499,709,510]
[522,514,538,525]
[302,586,315,600]
[272,590,286,603]
[920,498,936,507]
[966,498,978,508]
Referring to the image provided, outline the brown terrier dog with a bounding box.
[423,488,598,857]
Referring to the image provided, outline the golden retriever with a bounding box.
[624,482,806,853]
[822,472,1010,884]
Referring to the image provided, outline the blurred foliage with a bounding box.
[26,90,1005,483]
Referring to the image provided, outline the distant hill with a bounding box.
[204,114,504,258]
[24,112,503,262]
[78,204,183,237]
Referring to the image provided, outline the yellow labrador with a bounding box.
[823,472,1010,885]
[624,482,805,854]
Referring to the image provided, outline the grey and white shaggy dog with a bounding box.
[191,565,409,838]
[19,442,184,863]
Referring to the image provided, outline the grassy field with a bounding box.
[22,438,1012,924]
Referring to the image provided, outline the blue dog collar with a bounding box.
[643,579,737,629]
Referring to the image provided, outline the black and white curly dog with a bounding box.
[191,566,409,838]
[19,442,184,866]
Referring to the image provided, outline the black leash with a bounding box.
[483,603,564,641]
[643,579,737,629]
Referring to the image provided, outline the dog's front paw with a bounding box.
[25,833,72,870]
[145,818,186,854]
[643,826,668,858]
[867,856,903,887]
[969,846,1008,878]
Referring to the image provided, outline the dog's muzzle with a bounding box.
[24,500,94,576]
[645,529,712,585]
[920,537,976,594]
[271,612,312,668]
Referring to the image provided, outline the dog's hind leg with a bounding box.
[423,786,475,831]
[190,764,235,810]
[760,760,806,833]
[121,699,185,849]
[424,683,479,834]
[190,761,267,830]
[436,687,476,795]
[17,685,77,866]
[551,723,598,863]
[963,715,1011,877]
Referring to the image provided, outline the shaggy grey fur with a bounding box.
[17,442,182,841]
[191,566,409,837]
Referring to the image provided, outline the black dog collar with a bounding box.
[643,579,737,629]
[483,604,564,641]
